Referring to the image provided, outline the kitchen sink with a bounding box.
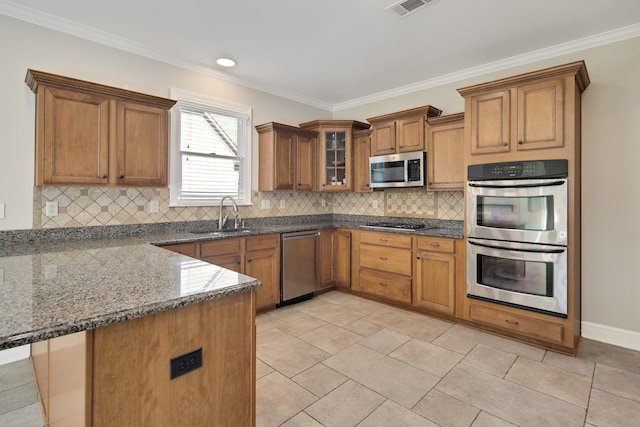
[190,228,251,235]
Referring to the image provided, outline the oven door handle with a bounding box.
[468,240,566,254]
[468,180,565,189]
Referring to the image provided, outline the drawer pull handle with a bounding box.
[505,319,519,325]
[379,257,388,260]
[379,238,388,242]
[379,282,388,287]
[429,242,440,247]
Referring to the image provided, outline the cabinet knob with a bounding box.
[416,256,421,260]
[517,140,523,145]
[247,259,252,263]
[502,142,508,146]
[101,175,107,179]
[236,260,241,265]
[119,175,125,179]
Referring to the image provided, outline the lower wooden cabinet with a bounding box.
[319,229,335,289]
[160,234,280,312]
[413,236,457,315]
[31,292,255,426]
[334,229,352,289]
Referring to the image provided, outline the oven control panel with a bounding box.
[468,159,568,180]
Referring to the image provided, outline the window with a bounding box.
[169,88,252,206]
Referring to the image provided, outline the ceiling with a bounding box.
[2,0,640,110]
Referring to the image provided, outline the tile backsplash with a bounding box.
[34,186,463,228]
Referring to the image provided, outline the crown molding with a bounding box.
[1,1,638,113]
[332,22,640,112]
[0,0,334,111]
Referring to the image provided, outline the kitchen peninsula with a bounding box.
[0,233,260,426]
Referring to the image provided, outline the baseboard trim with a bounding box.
[582,321,640,351]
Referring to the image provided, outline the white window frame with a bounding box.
[169,88,252,207]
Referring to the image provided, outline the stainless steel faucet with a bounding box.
[218,196,238,230]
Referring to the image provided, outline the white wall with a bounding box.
[0,14,330,231]
[336,37,640,348]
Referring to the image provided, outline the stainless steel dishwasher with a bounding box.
[280,230,320,306]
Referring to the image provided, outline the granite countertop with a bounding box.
[0,215,462,350]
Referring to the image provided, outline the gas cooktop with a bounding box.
[360,222,427,232]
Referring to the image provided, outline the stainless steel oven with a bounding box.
[467,238,567,315]
[466,159,569,317]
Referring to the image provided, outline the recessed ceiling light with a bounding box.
[216,58,236,68]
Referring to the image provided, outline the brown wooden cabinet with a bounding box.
[458,62,589,161]
[413,236,457,315]
[425,113,465,191]
[352,129,373,192]
[26,69,175,187]
[256,122,318,191]
[161,234,280,311]
[355,230,413,304]
[367,105,442,156]
[319,229,335,289]
[31,292,255,426]
[299,120,370,192]
[334,229,352,289]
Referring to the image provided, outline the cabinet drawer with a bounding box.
[469,304,564,344]
[416,236,455,253]
[359,244,411,276]
[160,243,197,258]
[360,231,412,249]
[360,268,411,304]
[200,238,241,257]
[246,234,279,252]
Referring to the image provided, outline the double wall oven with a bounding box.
[466,160,569,317]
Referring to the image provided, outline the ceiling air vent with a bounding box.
[387,0,439,17]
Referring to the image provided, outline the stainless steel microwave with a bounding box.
[369,151,425,189]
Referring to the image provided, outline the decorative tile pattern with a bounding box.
[34,186,464,228]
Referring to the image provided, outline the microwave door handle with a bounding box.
[468,180,565,189]
[468,240,566,254]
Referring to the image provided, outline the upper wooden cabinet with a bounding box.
[299,120,370,192]
[352,129,373,193]
[425,113,465,191]
[457,61,590,161]
[25,69,176,187]
[256,122,318,191]
[367,105,442,156]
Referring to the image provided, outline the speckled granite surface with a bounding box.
[0,214,462,350]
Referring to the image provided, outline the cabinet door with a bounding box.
[469,90,511,155]
[273,131,295,190]
[414,251,455,315]
[516,78,564,151]
[334,229,351,289]
[397,115,425,152]
[246,248,280,310]
[116,101,168,186]
[320,130,350,191]
[427,119,464,190]
[353,131,372,192]
[319,229,335,289]
[295,134,315,191]
[39,87,110,185]
[371,121,396,155]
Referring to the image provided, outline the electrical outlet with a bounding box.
[372,200,379,209]
[45,201,58,217]
[261,199,271,210]
[321,199,326,207]
[44,264,58,280]
[170,348,203,379]
[279,199,285,209]
[150,200,159,213]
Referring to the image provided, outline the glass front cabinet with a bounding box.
[299,120,370,191]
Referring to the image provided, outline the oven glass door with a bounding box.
[466,179,567,245]
[467,238,567,316]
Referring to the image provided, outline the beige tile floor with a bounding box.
[1,290,639,426]
[256,291,640,427]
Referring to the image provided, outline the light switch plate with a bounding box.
[150,200,159,213]
[279,199,285,209]
[372,200,379,209]
[261,199,270,210]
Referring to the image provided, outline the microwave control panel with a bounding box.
[468,159,568,180]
